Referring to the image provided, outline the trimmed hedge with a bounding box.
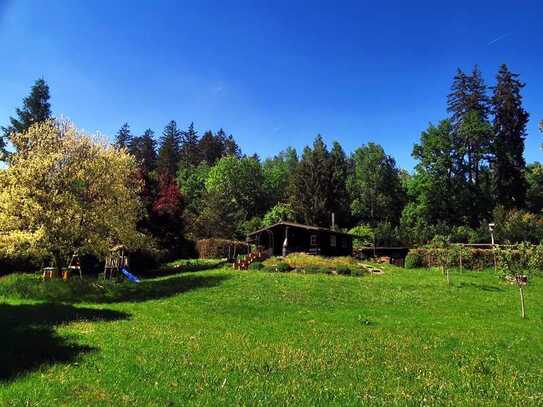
[196,239,249,259]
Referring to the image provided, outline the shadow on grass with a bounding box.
[95,274,230,303]
[147,260,228,278]
[0,273,231,304]
[457,282,504,292]
[0,303,129,382]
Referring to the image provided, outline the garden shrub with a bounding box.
[336,265,352,275]
[405,250,424,269]
[249,261,264,270]
[275,262,291,273]
[349,225,374,249]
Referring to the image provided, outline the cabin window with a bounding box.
[310,234,318,245]
[330,235,337,247]
[341,238,349,249]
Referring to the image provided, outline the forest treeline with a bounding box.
[2,64,543,257]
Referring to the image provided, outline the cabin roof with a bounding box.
[246,221,355,238]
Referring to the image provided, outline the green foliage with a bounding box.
[449,225,479,243]
[492,64,529,209]
[408,120,456,225]
[374,221,401,246]
[179,122,201,168]
[495,243,534,280]
[205,157,263,212]
[128,129,158,174]
[274,262,291,273]
[2,78,52,146]
[178,162,210,219]
[238,217,263,237]
[248,261,264,270]
[405,251,424,269]
[262,147,298,205]
[289,135,349,227]
[348,142,405,225]
[349,225,374,248]
[493,206,543,244]
[526,162,543,213]
[114,123,132,150]
[157,120,181,178]
[262,203,295,227]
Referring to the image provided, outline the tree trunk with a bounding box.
[53,251,63,279]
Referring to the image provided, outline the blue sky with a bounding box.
[0,0,542,170]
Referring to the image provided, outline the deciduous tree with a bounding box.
[348,142,405,225]
[0,120,144,273]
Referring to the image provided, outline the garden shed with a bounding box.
[247,221,353,257]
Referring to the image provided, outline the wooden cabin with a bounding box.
[247,221,353,257]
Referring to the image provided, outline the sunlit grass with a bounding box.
[1,264,542,405]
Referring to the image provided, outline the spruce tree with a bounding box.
[223,133,241,158]
[2,78,52,158]
[158,120,181,178]
[491,64,529,209]
[289,135,334,227]
[446,66,494,225]
[128,129,157,175]
[179,122,201,168]
[329,141,351,227]
[199,130,223,165]
[114,123,132,149]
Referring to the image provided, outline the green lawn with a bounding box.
[1,264,543,405]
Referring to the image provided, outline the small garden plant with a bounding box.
[495,243,537,319]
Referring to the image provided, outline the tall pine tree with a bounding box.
[491,64,529,209]
[289,135,339,227]
[446,66,494,225]
[114,123,132,149]
[129,129,157,175]
[179,122,201,168]
[158,120,181,178]
[329,141,351,227]
[2,78,52,158]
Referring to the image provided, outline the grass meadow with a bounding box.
[1,262,542,405]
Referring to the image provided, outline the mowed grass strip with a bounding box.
[1,266,542,405]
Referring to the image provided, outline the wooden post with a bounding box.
[493,246,497,273]
[459,250,463,272]
[519,285,526,319]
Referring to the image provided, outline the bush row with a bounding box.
[249,261,366,276]
[405,245,543,271]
